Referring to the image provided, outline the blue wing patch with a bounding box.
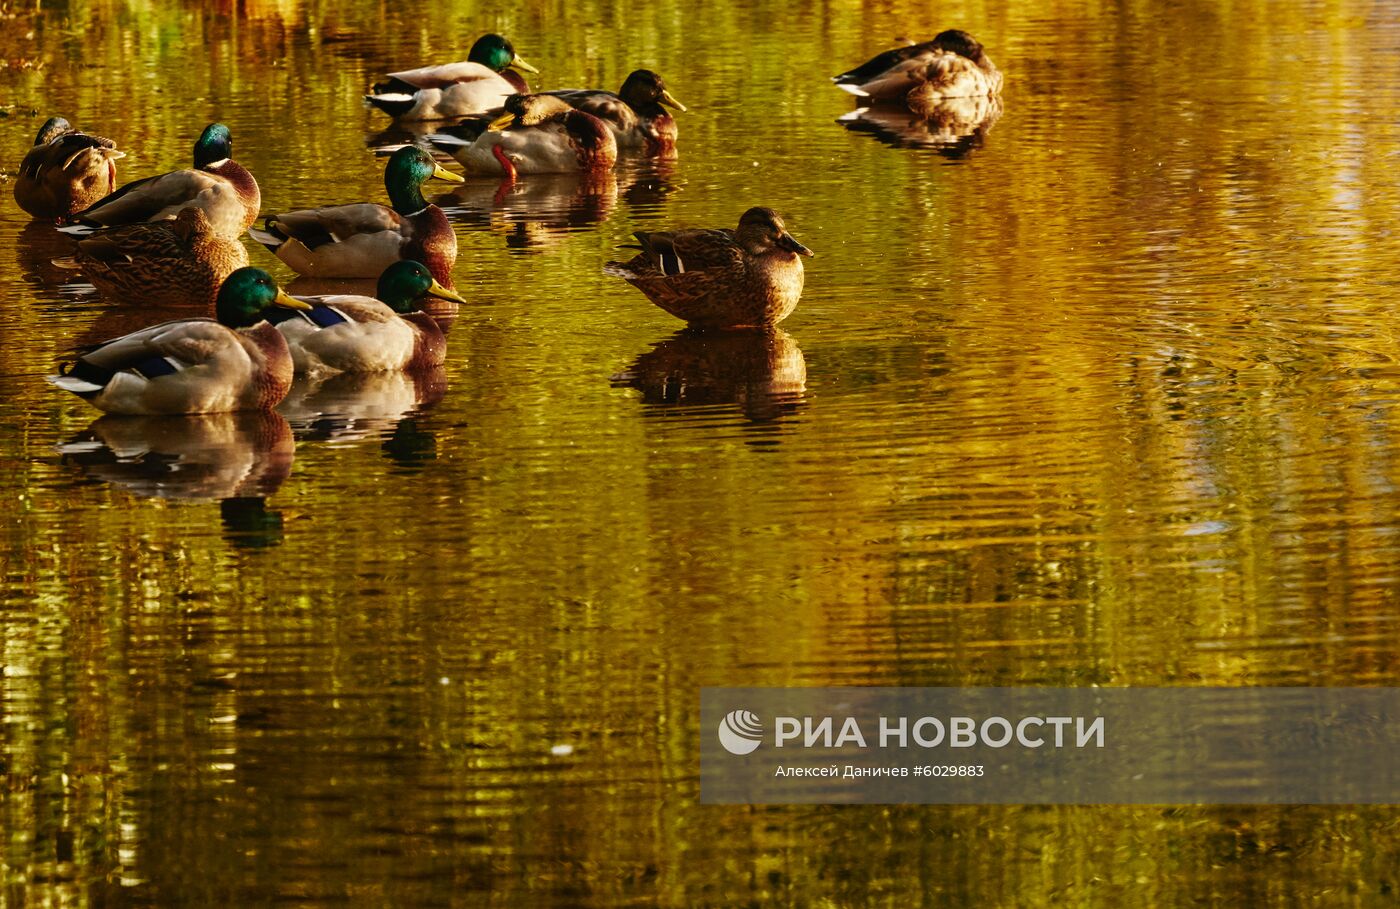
[309,306,349,328]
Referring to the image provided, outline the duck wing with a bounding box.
[71,169,234,227]
[543,90,639,132]
[267,204,408,249]
[630,228,740,277]
[833,41,938,86]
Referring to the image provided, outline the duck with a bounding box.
[543,70,685,155]
[58,123,259,240]
[366,33,539,121]
[47,267,310,415]
[59,207,249,309]
[248,146,463,288]
[426,94,617,179]
[832,30,1002,105]
[268,260,465,376]
[14,117,125,221]
[603,207,814,330]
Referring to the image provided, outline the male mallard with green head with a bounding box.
[269,260,466,376]
[249,147,463,288]
[62,206,249,309]
[366,33,539,121]
[14,117,125,221]
[58,123,259,240]
[47,267,310,415]
[427,94,617,179]
[545,70,686,156]
[833,29,1002,106]
[605,207,814,330]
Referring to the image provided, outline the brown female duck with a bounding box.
[14,117,124,221]
[544,70,686,156]
[604,207,813,330]
[833,30,1002,106]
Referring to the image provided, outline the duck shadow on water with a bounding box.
[278,366,447,469]
[611,328,807,428]
[838,96,1003,158]
[57,410,295,548]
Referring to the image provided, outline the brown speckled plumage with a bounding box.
[14,118,124,221]
[606,207,813,330]
[72,207,250,309]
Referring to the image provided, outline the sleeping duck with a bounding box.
[544,70,685,156]
[47,267,309,415]
[833,30,1002,106]
[269,260,465,376]
[604,207,813,330]
[249,146,463,288]
[14,117,125,221]
[427,94,617,179]
[59,123,259,239]
[366,33,539,121]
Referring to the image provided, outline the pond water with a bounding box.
[4,0,1400,905]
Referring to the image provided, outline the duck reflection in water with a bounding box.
[612,329,806,425]
[278,366,447,454]
[837,95,1002,157]
[17,220,90,294]
[58,411,295,547]
[440,171,619,250]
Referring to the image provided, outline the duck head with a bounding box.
[216,267,310,328]
[736,207,813,258]
[618,70,686,113]
[193,123,234,168]
[384,146,463,213]
[488,94,576,130]
[468,33,538,77]
[376,260,468,313]
[933,29,988,65]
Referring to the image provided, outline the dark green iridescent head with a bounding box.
[384,146,463,213]
[376,260,466,313]
[468,34,519,73]
[193,123,234,168]
[34,117,72,145]
[216,267,302,328]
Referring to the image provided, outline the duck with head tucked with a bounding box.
[14,117,125,222]
[833,29,1002,106]
[543,70,686,156]
[47,267,310,415]
[366,33,539,121]
[60,206,249,309]
[604,207,814,331]
[427,94,617,180]
[249,146,463,288]
[59,124,259,240]
[268,260,466,376]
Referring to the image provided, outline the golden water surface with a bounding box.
[4,0,1400,905]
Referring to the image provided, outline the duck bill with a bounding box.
[659,89,687,112]
[778,233,814,257]
[431,162,465,183]
[426,279,468,304]
[274,289,314,311]
[487,111,517,131]
[509,55,539,75]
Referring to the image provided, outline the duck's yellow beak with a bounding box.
[509,55,539,75]
[274,289,313,310]
[487,111,517,132]
[431,162,465,184]
[659,89,687,112]
[426,279,468,304]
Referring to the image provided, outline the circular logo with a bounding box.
[717,709,763,755]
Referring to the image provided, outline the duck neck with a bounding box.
[387,177,428,216]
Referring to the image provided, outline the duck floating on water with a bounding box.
[605,207,813,330]
[428,94,618,180]
[833,30,1002,106]
[366,33,539,121]
[543,70,686,156]
[14,117,125,222]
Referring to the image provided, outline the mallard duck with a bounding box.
[366,33,539,121]
[58,123,259,240]
[248,146,463,288]
[832,30,1002,104]
[427,94,617,179]
[544,70,685,155]
[604,207,813,330]
[47,267,310,415]
[14,117,125,221]
[59,207,249,308]
[269,260,464,375]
